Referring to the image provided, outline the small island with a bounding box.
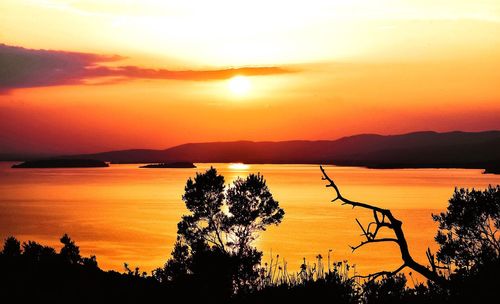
[484,166,500,175]
[139,162,196,168]
[12,159,109,168]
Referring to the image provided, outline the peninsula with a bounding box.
[12,159,109,168]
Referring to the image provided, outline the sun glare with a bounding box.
[228,76,251,96]
[228,163,250,170]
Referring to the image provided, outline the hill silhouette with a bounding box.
[60,131,500,171]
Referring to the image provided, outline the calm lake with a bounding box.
[1,162,499,277]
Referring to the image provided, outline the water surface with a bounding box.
[1,162,499,277]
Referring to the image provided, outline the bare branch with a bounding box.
[320,165,449,287]
[320,165,386,213]
[350,238,399,252]
[356,218,370,239]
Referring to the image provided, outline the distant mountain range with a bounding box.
[57,131,500,171]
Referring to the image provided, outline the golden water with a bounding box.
[1,162,499,279]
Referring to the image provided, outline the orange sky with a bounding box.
[1,0,500,154]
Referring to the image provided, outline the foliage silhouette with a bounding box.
[234,255,361,304]
[22,240,57,262]
[433,185,500,275]
[60,233,81,264]
[0,235,166,304]
[155,167,284,296]
[432,185,500,303]
[0,236,21,257]
[362,273,448,304]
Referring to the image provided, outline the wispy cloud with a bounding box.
[0,44,293,93]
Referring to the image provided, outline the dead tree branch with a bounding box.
[355,264,407,282]
[320,165,449,287]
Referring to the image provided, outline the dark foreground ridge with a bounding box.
[60,131,500,173]
[139,162,196,168]
[12,159,109,168]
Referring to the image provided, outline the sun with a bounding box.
[228,76,251,96]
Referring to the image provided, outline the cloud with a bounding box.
[0,44,293,92]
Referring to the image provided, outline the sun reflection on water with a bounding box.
[228,163,250,170]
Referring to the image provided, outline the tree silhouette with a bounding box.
[160,167,284,294]
[22,240,56,262]
[433,185,500,275]
[0,236,21,257]
[0,235,167,303]
[60,233,81,264]
[226,173,284,257]
[156,240,190,282]
[178,167,227,251]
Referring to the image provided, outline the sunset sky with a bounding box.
[1,0,500,155]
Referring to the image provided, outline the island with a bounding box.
[139,162,196,168]
[484,166,500,175]
[12,159,109,168]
